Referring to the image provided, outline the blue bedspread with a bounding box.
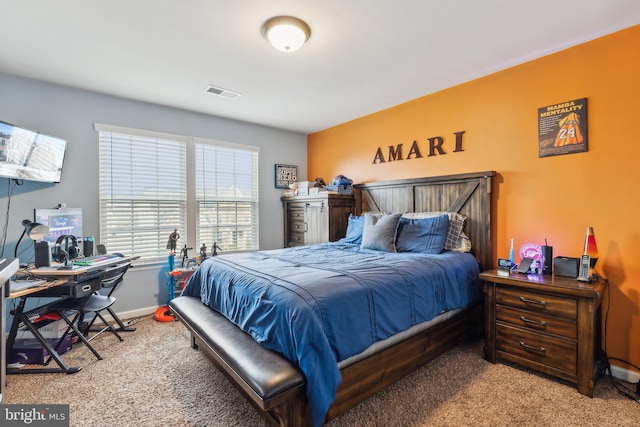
[181,242,481,426]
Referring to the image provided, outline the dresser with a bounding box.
[282,193,355,247]
[481,269,607,397]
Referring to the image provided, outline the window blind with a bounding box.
[195,142,259,252]
[98,129,187,263]
[96,124,259,264]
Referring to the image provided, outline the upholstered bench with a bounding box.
[168,296,308,426]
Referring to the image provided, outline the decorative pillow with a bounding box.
[401,211,469,252]
[396,215,449,254]
[342,214,365,244]
[360,213,402,252]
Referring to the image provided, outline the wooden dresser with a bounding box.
[481,269,607,397]
[282,193,355,247]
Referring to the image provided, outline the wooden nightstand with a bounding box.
[481,269,607,397]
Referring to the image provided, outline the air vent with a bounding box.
[204,85,242,100]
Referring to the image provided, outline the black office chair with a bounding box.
[85,260,134,334]
[48,261,131,361]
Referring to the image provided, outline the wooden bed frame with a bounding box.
[170,171,495,426]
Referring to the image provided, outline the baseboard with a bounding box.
[101,306,160,324]
[610,364,640,383]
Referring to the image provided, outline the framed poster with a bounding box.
[275,164,298,188]
[538,98,587,157]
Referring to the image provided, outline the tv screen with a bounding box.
[0,121,67,183]
[34,207,83,245]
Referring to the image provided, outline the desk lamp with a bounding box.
[14,219,49,260]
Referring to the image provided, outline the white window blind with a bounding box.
[96,124,259,264]
[195,141,259,252]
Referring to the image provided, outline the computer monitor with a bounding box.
[34,207,83,245]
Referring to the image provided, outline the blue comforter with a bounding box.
[181,242,480,426]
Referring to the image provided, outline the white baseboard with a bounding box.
[610,364,640,384]
[101,306,160,324]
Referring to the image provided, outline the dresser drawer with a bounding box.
[288,231,305,246]
[289,219,305,233]
[288,209,304,221]
[497,324,576,374]
[496,305,577,339]
[496,287,577,320]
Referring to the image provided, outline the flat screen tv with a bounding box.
[0,121,67,183]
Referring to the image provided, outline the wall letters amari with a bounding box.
[372,131,465,164]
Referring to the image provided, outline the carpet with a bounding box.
[3,316,638,426]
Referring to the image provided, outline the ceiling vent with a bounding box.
[204,85,242,100]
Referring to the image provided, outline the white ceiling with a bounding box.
[1,1,638,134]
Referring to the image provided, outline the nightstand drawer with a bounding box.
[496,305,577,339]
[497,324,576,374]
[496,287,577,320]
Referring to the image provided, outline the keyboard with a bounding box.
[10,278,47,293]
[73,254,122,266]
[23,300,59,322]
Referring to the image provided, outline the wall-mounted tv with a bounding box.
[0,121,67,183]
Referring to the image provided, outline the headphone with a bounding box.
[52,234,79,263]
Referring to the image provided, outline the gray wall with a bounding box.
[0,72,307,316]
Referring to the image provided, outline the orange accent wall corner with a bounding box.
[308,25,640,373]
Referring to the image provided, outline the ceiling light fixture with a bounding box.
[262,16,311,53]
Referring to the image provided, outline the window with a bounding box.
[96,124,259,264]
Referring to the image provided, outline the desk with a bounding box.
[6,254,131,375]
[6,277,75,374]
[1,258,20,402]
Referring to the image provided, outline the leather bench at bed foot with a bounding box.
[168,296,307,418]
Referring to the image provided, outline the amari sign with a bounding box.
[372,131,466,164]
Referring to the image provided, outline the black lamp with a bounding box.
[14,219,49,258]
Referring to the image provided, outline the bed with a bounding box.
[169,171,494,427]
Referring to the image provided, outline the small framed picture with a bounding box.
[275,164,298,188]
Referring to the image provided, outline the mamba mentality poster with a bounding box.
[538,97,587,158]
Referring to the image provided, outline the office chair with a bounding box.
[84,260,135,334]
[47,261,131,361]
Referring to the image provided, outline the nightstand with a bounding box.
[480,269,607,397]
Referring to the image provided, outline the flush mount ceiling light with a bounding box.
[262,16,311,52]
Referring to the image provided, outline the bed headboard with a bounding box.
[353,171,494,271]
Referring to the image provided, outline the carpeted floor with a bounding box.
[3,315,638,426]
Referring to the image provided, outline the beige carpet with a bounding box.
[3,315,638,426]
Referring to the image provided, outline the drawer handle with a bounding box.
[519,296,547,306]
[520,341,546,353]
[520,316,546,327]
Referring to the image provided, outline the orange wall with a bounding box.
[308,25,640,372]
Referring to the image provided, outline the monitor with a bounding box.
[0,121,67,183]
[34,207,83,245]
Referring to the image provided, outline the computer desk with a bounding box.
[6,277,74,374]
[6,255,132,375]
[1,258,20,402]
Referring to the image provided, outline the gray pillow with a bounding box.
[360,213,402,252]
